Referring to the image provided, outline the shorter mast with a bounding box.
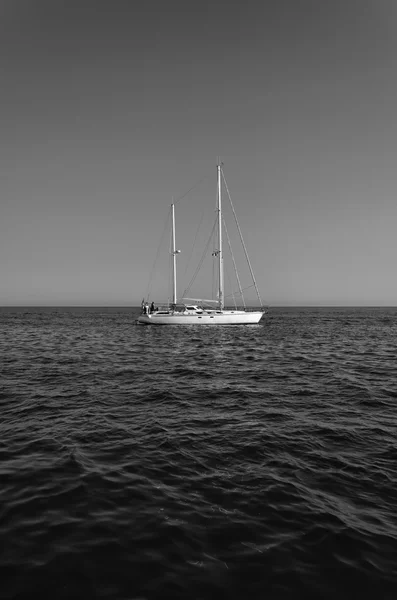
[217,163,224,310]
[171,203,177,305]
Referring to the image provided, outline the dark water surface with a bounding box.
[1,307,397,599]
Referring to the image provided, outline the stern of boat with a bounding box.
[136,314,152,325]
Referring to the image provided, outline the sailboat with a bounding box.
[137,163,266,325]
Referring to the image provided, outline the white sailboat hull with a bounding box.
[137,310,264,325]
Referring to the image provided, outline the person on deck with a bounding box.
[150,301,155,313]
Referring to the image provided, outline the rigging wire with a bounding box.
[222,214,246,308]
[182,208,204,283]
[146,207,171,302]
[182,219,217,301]
[224,263,237,309]
[221,168,264,308]
[225,284,256,299]
[173,175,208,205]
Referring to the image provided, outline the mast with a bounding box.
[171,203,177,305]
[217,163,224,310]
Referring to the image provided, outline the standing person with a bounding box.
[145,302,149,315]
[141,299,145,314]
[150,301,155,313]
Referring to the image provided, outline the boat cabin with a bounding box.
[183,305,203,314]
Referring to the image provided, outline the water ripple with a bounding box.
[0,307,397,598]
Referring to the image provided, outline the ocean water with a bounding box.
[1,306,396,600]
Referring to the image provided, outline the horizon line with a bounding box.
[0,305,396,309]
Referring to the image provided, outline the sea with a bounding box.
[1,306,396,600]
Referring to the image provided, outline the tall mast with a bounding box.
[171,203,177,305]
[217,163,224,310]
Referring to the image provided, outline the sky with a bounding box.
[1,0,397,306]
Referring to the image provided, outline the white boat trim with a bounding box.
[137,310,264,325]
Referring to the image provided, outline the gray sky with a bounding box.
[1,0,397,306]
